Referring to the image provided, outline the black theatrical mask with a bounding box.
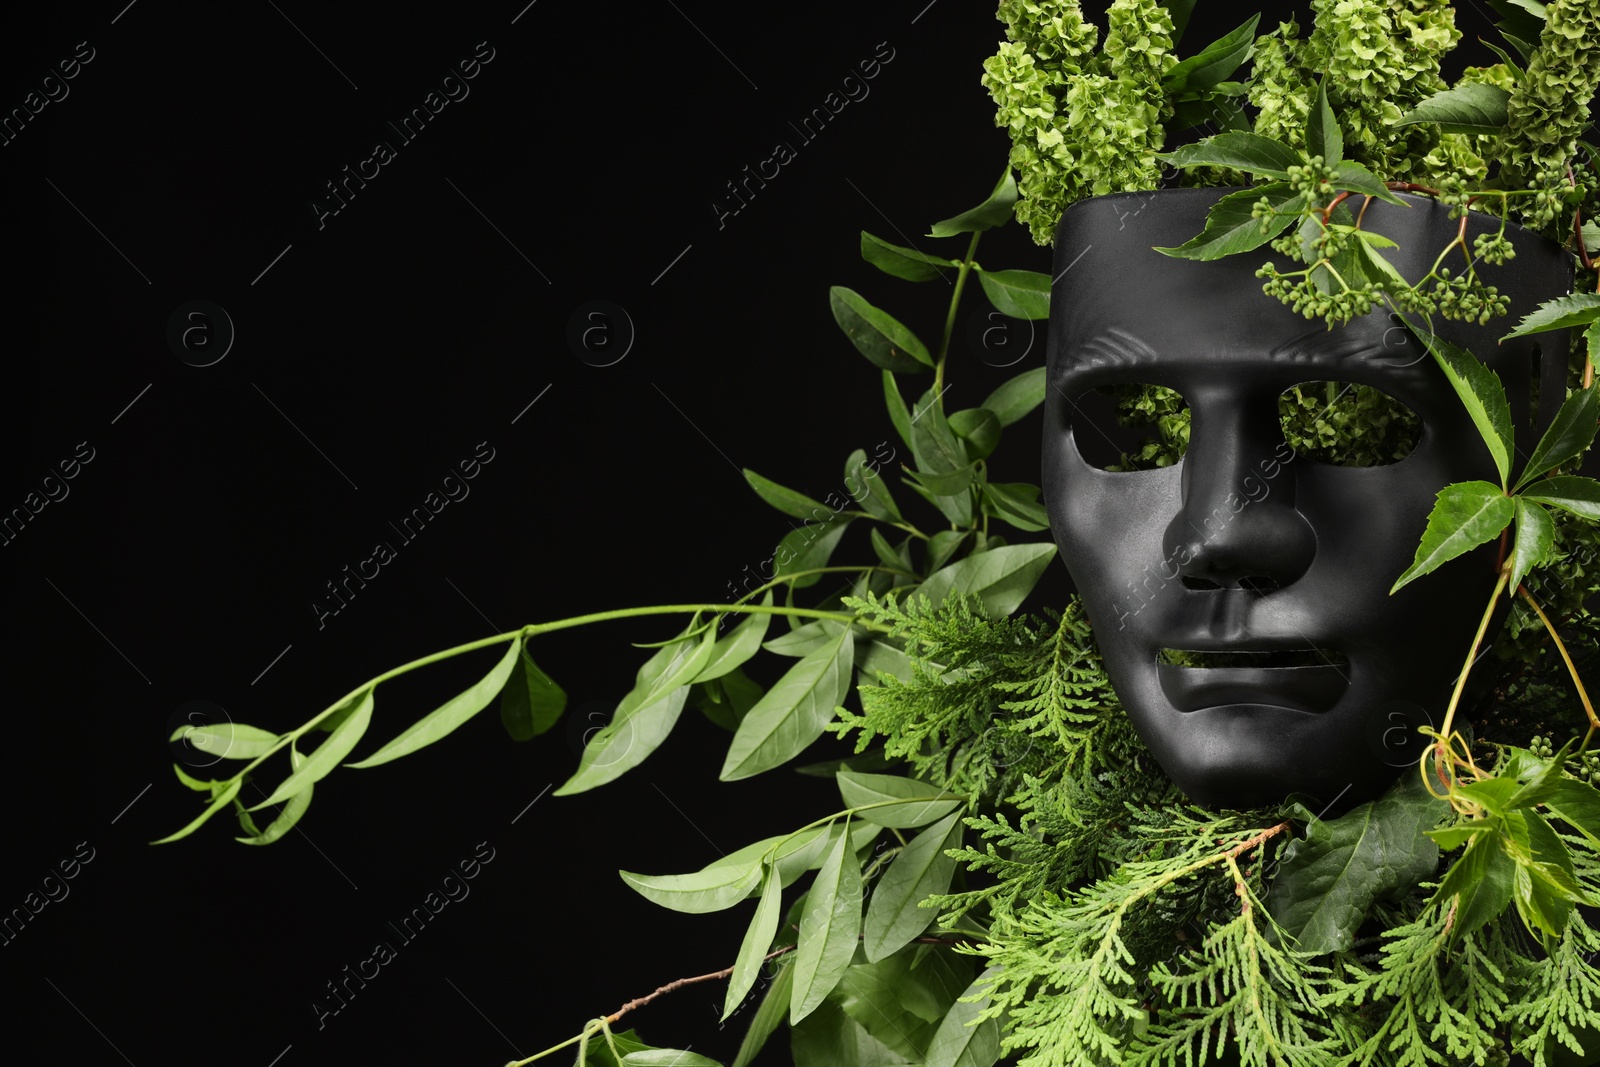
[1043,188,1571,810]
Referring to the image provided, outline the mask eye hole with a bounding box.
[1277,381,1420,467]
[1069,383,1190,471]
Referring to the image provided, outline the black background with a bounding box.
[0,2,1515,1066]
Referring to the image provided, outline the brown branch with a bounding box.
[1225,820,1290,861]
[1387,181,1443,197]
[606,945,796,1023]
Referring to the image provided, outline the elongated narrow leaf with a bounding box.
[1434,827,1516,938]
[744,468,830,521]
[1307,80,1343,165]
[949,408,1001,460]
[925,972,1002,1067]
[237,749,312,845]
[1390,481,1513,593]
[1328,159,1406,204]
[976,270,1050,320]
[861,232,955,281]
[845,449,901,522]
[774,518,853,589]
[1157,132,1302,179]
[792,822,865,1022]
[556,627,717,794]
[1164,0,1197,42]
[916,543,1058,618]
[1509,498,1556,592]
[722,627,854,780]
[171,764,215,792]
[500,647,566,740]
[623,1052,722,1067]
[1513,384,1600,491]
[1587,320,1600,373]
[724,864,783,1020]
[909,462,980,497]
[349,638,523,769]
[1522,475,1600,520]
[620,854,764,915]
[250,689,374,809]
[1396,82,1511,135]
[732,959,793,1067]
[764,618,849,658]
[929,171,1017,238]
[910,388,969,475]
[982,367,1046,427]
[863,811,963,961]
[831,287,932,373]
[150,777,242,844]
[1154,184,1308,260]
[983,482,1050,532]
[884,371,914,449]
[1162,13,1258,93]
[1502,293,1600,339]
[696,592,773,683]
[1412,326,1514,488]
[837,770,962,828]
[171,721,281,761]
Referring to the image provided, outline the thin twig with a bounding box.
[606,945,797,1023]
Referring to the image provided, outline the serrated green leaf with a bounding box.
[916,543,1057,618]
[170,722,280,761]
[724,863,783,1020]
[1548,777,1600,847]
[1428,823,1492,851]
[861,231,956,281]
[1502,293,1600,339]
[731,959,792,1067]
[743,468,829,521]
[837,770,963,828]
[1154,184,1309,260]
[884,371,914,449]
[845,449,901,522]
[1390,481,1513,594]
[151,776,243,844]
[349,638,523,769]
[251,689,374,809]
[1510,498,1556,592]
[925,971,1002,1067]
[1457,775,1522,815]
[1522,475,1600,520]
[1434,825,1516,938]
[1269,773,1445,953]
[697,593,774,683]
[1513,384,1600,492]
[722,627,854,780]
[830,287,932,373]
[237,749,312,845]
[500,646,566,741]
[862,811,963,961]
[1308,80,1343,166]
[929,171,1016,238]
[982,367,1046,427]
[976,270,1050,320]
[1328,159,1407,204]
[791,821,865,1022]
[1157,132,1302,179]
[1395,81,1511,134]
[1162,13,1258,93]
[1587,321,1600,374]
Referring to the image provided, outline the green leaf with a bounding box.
[1162,13,1258,93]
[250,689,374,809]
[556,626,716,795]
[982,367,1046,427]
[1328,159,1407,204]
[1587,321,1600,375]
[170,721,280,761]
[1307,80,1343,166]
[620,853,765,915]
[724,862,783,1020]
[743,468,829,521]
[584,1029,655,1067]
[845,449,901,522]
[925,530,969,573]
[862,811,963,961]
[837,770,962,828]
[731,959,792,1067]
[696,593,774,683]
[775,518,853,590]
[1508,741,1577,810]
[1154,183,1309,260]
[722,626,855,780]
[1522,475,1600,520]
[1395,82,1511,135]
[976,269,1050,320]
[1163,0,1197,43]
[1508,812,1579,938]
[929,171,1016,238]
[916,543,1057,618]
[499,646,566,741]
[1268,774,1445,953]
[348,638,523,769]
[764,618,850,658]
[1502,293,1600,339]
[1435,825,1516,938]
[623,1052,723,1067]
[1509,498,1556,592]
[830,287,932,373]
[1390,481,1513,594]
[884,371,914,450]
[925,971,1002,1067]
[791,820,865,1022]
[1156,132,1303,179]
[1513,383,1600,492]
[150,776,242,844]
[1457,775,1522,815]
[909,462,979,498]
[861,231,956,281]
[857,639,914,683]
[910,389,968,475]
[171,764,215,793]
[982,482,1050,532]
[1548,777,1600,847]
[236,749,313,845]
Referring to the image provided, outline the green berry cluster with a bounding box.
[1256,263,1380,325]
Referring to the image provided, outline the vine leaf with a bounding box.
[791,822,865,1022]
[976,269,1051,320]
[982,367,1046,427]
[731,959,793,1067]
[1410,326,1514,488]
[348,637,524,769]
[721,626,855,780]
[1509,498,1556,592]
[1390,481,1514,594]
[694,592,774,683]
[499,646,566,741]
[836,770,963,828]
[1154,183,1309,260]
[1268,774,1444,953]
[1395,82,1511,135]
[915,543,1057,618]
[1161,13,1258,93]
[862,811,963,961]
[1307,80,1343,166]
[861,231,956,282]
[1547,777,1600,848]
[1521,474,1600,521]
[1512,383,1600,492]
[1156,131,1302,179]
[1500,292,1600,339]
[1434,826,1516,939]
[723,862,783,1020]
[928,170,1017,238]
[830,287,933,373]
[1328,159,1407,204]
[250,688,375,809]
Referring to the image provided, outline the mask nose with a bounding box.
[1162,392,1315,593]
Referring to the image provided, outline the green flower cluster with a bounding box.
[982,0,1176,245]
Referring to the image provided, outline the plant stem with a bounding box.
[934,231,983,398]
[1436,568,1511,756]
[1517,583,1600,731]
